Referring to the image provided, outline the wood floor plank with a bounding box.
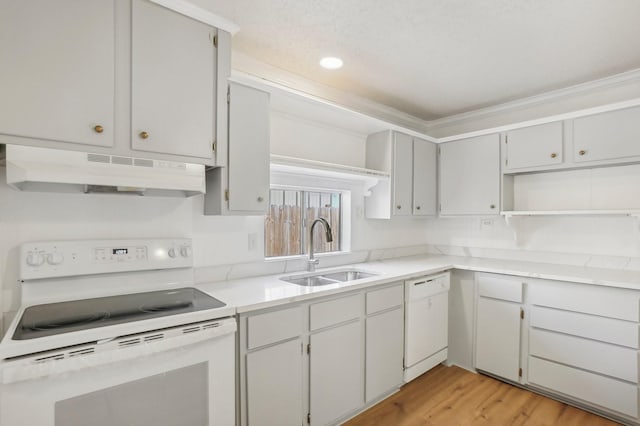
[343,365,621,426]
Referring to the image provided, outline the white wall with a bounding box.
[423,215,640,258]
[270,111,366,167]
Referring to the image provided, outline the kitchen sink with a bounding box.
[281,269,379,287]
[319,270,377,282]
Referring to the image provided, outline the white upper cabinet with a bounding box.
[573,106,640,164]
[0,0,115,148]
[413,138,437,216]
[366,131,437,219]
[131,0,215,159]
[392,133,413,216]
[227,82,270,213]
[439,134,500,215]
[504,122,563,171]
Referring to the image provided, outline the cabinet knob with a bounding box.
[578,150,586,156]
[490,204,495,209]
[93,125,104,134]
[139,131,150,139]
[550,152,557,158]
[257,196,264,202]
[416,206,421,210]
[396,205,402,210]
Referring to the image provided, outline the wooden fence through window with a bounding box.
[265,205,340,258]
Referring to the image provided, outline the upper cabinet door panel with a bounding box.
[228,83,270,213]
[392,132,413,216]
[0,0,114,147]
[131,0,214,159]
[573,106,640,164]
[505,122,563,170]
[412,138,437,216]
[440,134,500,215]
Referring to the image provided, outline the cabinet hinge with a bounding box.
[212,141,216,152]
[518,367,523,377]
[306,343,311,355]
[307,413,311,424]
[227,86,230,105]
[213,34,218,48]
[505,135,508,144]
[224,190,229,201]
[520,308,524,320]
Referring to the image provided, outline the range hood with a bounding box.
[4,145,206,197]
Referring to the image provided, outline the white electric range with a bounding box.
[0,238,236,426]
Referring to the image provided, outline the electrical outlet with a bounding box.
[248,233,257,251]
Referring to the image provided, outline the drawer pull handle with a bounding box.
[413,281,427,286]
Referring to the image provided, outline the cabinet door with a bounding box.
[131,0,214,159]
[504,122,563,170]
[310,321,363,426]
[573,106,640,164]
[0,0,114,148]
[392,132,413,216]
[227,83,270,212]
[412,138,437,216]
[246,339,303,426]
[366,308,404,402]
[439,134,500,215]
[475,297,521,382]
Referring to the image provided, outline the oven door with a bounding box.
[0,317,236,426]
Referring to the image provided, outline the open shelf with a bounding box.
[270,155,389,196]
[501,210,640,218]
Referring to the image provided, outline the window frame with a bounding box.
[265,184,350,260]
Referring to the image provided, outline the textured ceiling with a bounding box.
[205,0,640,120]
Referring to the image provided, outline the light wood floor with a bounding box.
[344,365,621,426]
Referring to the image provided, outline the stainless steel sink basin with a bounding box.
[320,270,377,282]
[281,269,379,287]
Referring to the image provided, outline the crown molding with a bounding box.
[426,68,640,138]
[231,51,435,140]
[149,0,239,34]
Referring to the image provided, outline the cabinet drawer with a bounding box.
[247,306,303,349]
[530,280,640,321]
[310,294,362,331]
[529,356,638,418]
[529,328,637,383]
[477,274,523,303]
[366,284,403,315]
[531,306,639,348]
[406,273,450,299]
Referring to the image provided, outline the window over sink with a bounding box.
[265,188,343,258]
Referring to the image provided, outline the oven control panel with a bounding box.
[20,239,193,280]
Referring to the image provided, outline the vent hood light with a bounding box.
[319,57,343,70]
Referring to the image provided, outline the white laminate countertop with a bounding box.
[195,254,640,314]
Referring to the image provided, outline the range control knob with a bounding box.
[180,246,192,258]
[26,252,45,267]
[168,248,177,258]
[47,252,64,265]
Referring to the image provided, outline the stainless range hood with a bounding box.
[4,145,206,197]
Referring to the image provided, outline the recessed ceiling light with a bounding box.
[320,57,343,70]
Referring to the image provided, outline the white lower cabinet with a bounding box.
[310,321,363,426]
[365,284,404,402]
[474,273,640,423]
[239,284,404,426]
[246,338,304,426]
[474,274,524,383]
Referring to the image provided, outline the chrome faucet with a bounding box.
[307,218,333,272]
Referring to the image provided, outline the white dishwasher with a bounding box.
[404,272,451,382]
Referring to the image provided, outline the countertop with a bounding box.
[196,254,640,314]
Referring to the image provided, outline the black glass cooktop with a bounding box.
[13,288,226,340]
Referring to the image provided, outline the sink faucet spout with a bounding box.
[307,218,333,272]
